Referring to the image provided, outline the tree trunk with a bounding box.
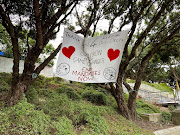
[116,87,131,120]
[128,90,138,120]
[109,82,131,120]
[6,81,28,106]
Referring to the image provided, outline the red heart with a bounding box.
[107,48,120,61]
[62,46,75,59]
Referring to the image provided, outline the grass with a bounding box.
[126,78,173,93]
[0,73,168,135]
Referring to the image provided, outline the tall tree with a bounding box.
[0,0,79,106]
[97,0,180,120]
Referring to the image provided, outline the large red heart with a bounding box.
[107,48,120,61]
[62,46,75,59]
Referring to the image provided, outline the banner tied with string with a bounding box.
[55,28,129,83]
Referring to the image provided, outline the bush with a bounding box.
[82,91,108,105]
[31,75,46,88]
[72,104,109,135]
[0,80,9,91]
[0,72,12,85]
[37,93,75,118]
[168,105,176,112]
[0,112,10,134]
[0,98,51,135]
[46,77,62,84]
[52,115,75,135]
[56,86,81,101]
[25,88,38,103]
[83,83,99,89]
[78,110,109,135]
[162,111,172,122]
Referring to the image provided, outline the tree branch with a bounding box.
[123,0,151,59]
[128,0,173,62]
[33,0,44,49]
[0,5,20,85]
[170,66,180,82]
[43,1,77,45]
[34,43,62,75]
[42,1,74,34]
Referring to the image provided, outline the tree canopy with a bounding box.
[0,0,179,120]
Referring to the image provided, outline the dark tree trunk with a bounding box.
[115,87,131,120]
[7,81,28,106]
[127,87,139,120]
[109,79,131,120]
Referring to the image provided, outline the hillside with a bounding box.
[0,73,174,135]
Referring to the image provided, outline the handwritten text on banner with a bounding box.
[55,29,129,83]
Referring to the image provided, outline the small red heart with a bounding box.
[107,48,120,61]
[62,46,75,59]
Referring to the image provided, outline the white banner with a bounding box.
[55,29,129,83]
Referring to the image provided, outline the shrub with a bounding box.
[25,88,38,103]
[0,98,51,135]
[38,94,74,118]
[0,80,9,91]
[52,115,75,135]
[56,86,81,101]
[168,105,176,112]
[162,111,172,122]
[0,112,10,134]
[82,91,108,105]
[31,75,46,88]
[83,83,99,89]
[49,77,62,84]
[0,72,12,85]
[74,108,109,135]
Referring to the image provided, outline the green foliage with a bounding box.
[0,24,11,57]
[0,73,11,92]
[168,105,176,112]
[136,99,160,115]
[25,88,39,103]
[127,78,173,93]
[0,80,10,91]
[126,79,136,83]
[39,93,74,118]
[0,98,51,135]
[78,110,109,135]
[52,115,75,135]
[0,73,155,134]
[38,44,56,66]
[31,75,46,88]
[0,112,11,134]
[142,81,173,93]
[82,91,108,105]
[0,72,12,85]
[106,115,153,135]
[56,86,81,101]
[162,111,172,122]
[47,77,62,84]
[72,101,110,135]
[124,93,129,102]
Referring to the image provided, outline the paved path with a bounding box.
[123,83,175,103]
[154,125,180,135]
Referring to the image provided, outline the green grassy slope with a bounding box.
[0,73,158,135]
